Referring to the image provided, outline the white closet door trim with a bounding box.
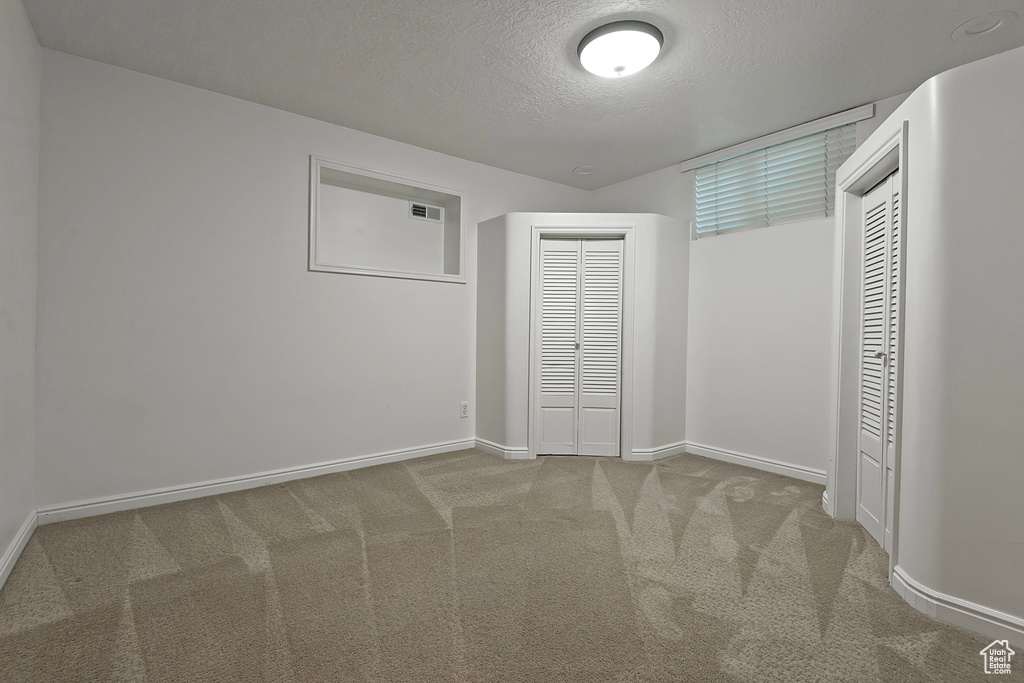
[528,225,636,460]
[827,120,908,579]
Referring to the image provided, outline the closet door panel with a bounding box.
[857,179,892,547]
[884,171,902,553]
[578,240,622,457]
[537,239,581,454]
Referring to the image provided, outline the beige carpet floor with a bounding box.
[0,449,1013,682]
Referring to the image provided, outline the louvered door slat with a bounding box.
[581,247,621,396]
[861,200,887,440]
[540,250,579,396]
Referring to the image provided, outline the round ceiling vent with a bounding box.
[951,11,1017,41]
[573,166,595,176]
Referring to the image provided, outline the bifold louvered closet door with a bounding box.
[857,170,902,551]
[537,239,623,456]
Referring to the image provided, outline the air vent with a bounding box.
[410,202,443,223]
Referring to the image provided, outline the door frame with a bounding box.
[528,225,636,460]
[826,121,908,576]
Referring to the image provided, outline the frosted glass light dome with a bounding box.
[578,21,664,78]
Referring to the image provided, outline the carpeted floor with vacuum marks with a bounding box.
[0,449,1012,681]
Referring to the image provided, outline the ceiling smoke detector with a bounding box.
[578,20,664,78]
[951,11,1017,41]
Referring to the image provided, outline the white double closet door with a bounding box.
[535,238,623,456]
[857,170,902,552]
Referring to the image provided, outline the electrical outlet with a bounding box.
[460,401,469,418]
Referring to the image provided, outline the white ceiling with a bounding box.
[21,0,1024,190]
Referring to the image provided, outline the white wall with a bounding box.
[590,164,692,450]
[475,215,513,449]
[831,46,1024,642]
[317,184,444,275]
[686,218,835,476]
[588,96,906,480]
[632,214,690,452]
[0,0,40,578]
[856,93,910,147]
[35,50,589,507]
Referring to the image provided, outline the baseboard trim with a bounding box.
[36,438,476,525]
[685,442,826,484]
[0,510,38,592]
[892,565,1024,647]
[475,438,531,460]
[625,440,688,462]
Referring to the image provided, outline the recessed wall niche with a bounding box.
[309,156,465,283]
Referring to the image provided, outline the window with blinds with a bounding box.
[693,123,856,237]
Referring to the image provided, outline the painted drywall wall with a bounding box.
[317,184,445,275]
[35,50,590,507]
[589,96,908,479]
[686,219,835,476]
[475,215,513,450]
[856,93,910,146]
[632,214,690,453]
[475,212,687,456]
[589,165,692,451]
[0,0,40,578]
[683,98,910,477]
[830,46,1024,640]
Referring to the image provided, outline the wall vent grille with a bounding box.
[410,202,443,223]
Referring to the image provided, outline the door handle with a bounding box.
[873,350,889,366]
[575,342,580,350]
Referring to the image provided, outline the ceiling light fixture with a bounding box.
[578,20,663,78]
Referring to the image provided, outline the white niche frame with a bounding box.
[309,156,466,284]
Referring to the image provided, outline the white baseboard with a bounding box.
[625,440,688,462]
[892,565,1024,648]
[685,442,826,485]
[475,438,531,460]
[0,510,38,592]
[36,439,476,525]
[477,438,688,462]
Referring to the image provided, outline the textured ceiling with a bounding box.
[21,0,1024,189]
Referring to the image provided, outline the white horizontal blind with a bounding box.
[694,123,856,237]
